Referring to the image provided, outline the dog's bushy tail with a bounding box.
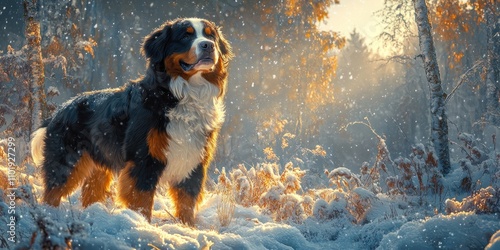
[31,120,49,166]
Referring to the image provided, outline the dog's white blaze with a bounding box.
[188,18,212,57]
[31,127,47,166]
[162,72,224,185]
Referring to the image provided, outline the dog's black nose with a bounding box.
[199,41,214,51]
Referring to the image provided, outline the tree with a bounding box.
[24,0,47,133]
[197,0,345,164]
[432,0,499,130]
[334,30,377,110]
[239,0,345,143]
[484,2,500,125]
[0,1,47,150]
[0,1,95,162]
[413,0,451,175]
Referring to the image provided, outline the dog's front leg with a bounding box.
[168,164,206,226]
[117,157,165,222]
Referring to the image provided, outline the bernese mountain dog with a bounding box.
[30,18,233,226]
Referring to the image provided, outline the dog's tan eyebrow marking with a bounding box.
[186,26,194,34]
[204,27,212,36]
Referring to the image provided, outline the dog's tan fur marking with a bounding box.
[43,152,95,206]
[117,162,155,221]
[147,128,169,164]
[168,186,200,226]
[81,167,113,207]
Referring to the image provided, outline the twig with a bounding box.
[372,54,415,66]
[414,54,424,63]
[445,60,484,105]
[148,243,161,250]
[165,209,182,224]
[342,117,383,141]
[0,104,16,114]
[449,140,472,159]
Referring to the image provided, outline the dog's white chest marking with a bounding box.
[162,73,224,185]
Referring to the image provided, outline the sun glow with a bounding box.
[319,0,392,57]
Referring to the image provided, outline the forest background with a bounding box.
[1,0,500,248]
[0,0,499,179]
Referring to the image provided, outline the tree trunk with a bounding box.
[485,5,500,125]
[413,0,451,175]
[24,0,47,133]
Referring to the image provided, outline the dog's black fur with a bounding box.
[31,18,232,225]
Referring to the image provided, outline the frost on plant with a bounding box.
[446,186,500,214]
[216,161,312,223]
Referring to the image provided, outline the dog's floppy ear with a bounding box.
[142,23,171,64]
[215,26,234,63]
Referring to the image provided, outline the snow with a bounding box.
[378,212,498,249]
[1,4,500,247]
[1,145,500,249]
[3,191,316,249]
[352,187,375,200]
[0,159,500,249]
[486,230,500,250]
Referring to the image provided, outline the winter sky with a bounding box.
[320,0,386,52]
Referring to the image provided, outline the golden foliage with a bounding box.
[264,147,279,162]
[71,23,79,39]
[216,162,312,223]
[45,37,63,56]
[263,118,288,136]
[241,0,345,128]
[280,162,306,194]
[216,185,236,227]
[82,38,97,58]
[432,0,494,68]
[285,0,334,22]
[310,145,327,157]
[446,186,500,214]
[281,133,295,149]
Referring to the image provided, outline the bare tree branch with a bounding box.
[445,60,484,105]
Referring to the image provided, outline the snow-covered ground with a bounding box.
[2,187,499,249]
[2,185,318,249]
[1,175,499,249]
[1,139,500,249]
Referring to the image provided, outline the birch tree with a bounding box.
[413,0,451,175]
[24,0,47,132]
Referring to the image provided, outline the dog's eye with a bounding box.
[206,34,216,41]
[204,27,216,40]
[182,26,195,40]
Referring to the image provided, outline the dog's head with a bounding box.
[142,18,233,82]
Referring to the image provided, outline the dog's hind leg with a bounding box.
[81,167,113,207]
[43,151,95,206]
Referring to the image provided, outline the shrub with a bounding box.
[216,162,311,223]
[445,186,500,214]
